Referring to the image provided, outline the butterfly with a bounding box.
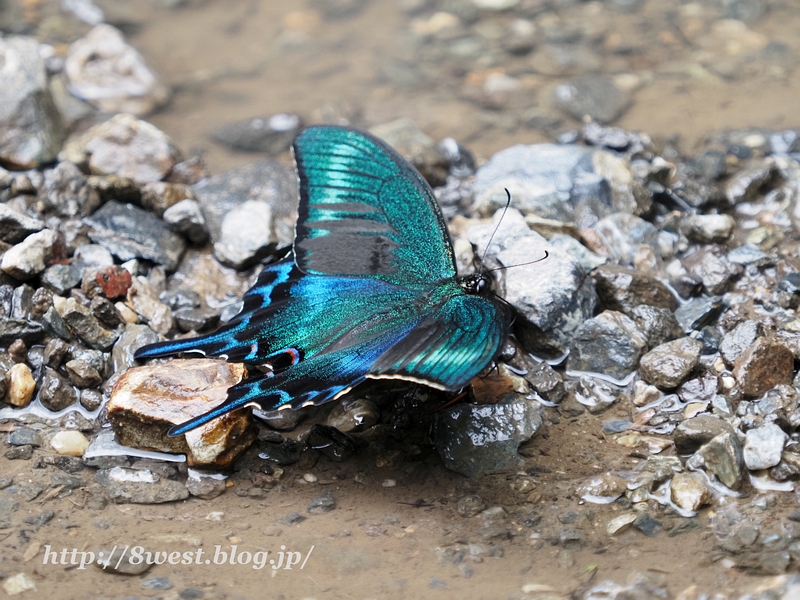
[134,126,512,436]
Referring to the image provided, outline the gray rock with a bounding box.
[727,243,767,265]
[38,161,101,218]
[8,428,41,447]
[569,376,622,414]
[5,445,33,460]
[185,473,227,500]
[213,199,276,269]
[639,337,703,389]
[725,159,780,204]
[678,373,719,404]
[682,246,740,295]
[457,495,487,518]
[80,388,103,411]
[673,415,736,455]
[174,307,219,333]
[193,160,298,250]
[554,75,633,123]
[87,201,187,271]
[592,213,660,266]
[370,119,449,187]
[566,310,647,380]
[65,24,170,116]
[211,113,301,154]
[142,577,173,591]
[630,305,683,350]
[61,298,120,351]
[472,144,636,228]
[720,320,760,365]
[547,234,607,272]
[520,359,566,404]
[65,359,103,388]
[307,492,336,514]
[95,546,152,574]
[688,431,744,490]
[163,199,209,244]
[743,424,787,470]
[0,204,44,244]
[592,264,677,314]
[632,512,662,536]
[39,367,79,411]
[434,397,542,477]
[682,213,735,243]
[111,324,160,372]
[96,466,189,504]
[61,114,180,184]
[468,210,596,355]
[74,244,114,267]
[1,229,59,280]
[0,36,66,168]
[0,318,45,344]
[41,261,85,295]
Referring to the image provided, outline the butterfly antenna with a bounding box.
[486,250,549,273]
[479,188,512,272]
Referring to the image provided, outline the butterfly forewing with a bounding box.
[293,126,457,289]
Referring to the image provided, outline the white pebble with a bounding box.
[303,473,318,483]
[50,431,89,457]
[382,479,396,488]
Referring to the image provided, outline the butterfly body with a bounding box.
[134,126,511,435]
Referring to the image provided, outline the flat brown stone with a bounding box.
[732,338,794,397]
[108,359,255,468]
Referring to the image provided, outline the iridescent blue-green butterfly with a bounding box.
[134,126,511,435]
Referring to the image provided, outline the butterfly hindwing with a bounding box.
[368,287,511,390]
[293,126,457,288]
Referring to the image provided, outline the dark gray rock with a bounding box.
[554,75,633,123]
[192,160,298,251]
[592,264,677,314]
[0,36,66,168]
[457,495,486,518]
[682,246,740,295]
[5,445,33,460]
[566,310,647,380]
[61,298,119,351]
[569,376,622,414]
[520,359,566,404]
[210,113,301,154]
[633,512,662,537]
[687,431,744,490]
[38,161,101,217]
[326,397,380,433]
[86,201,186,271]
[41,261,85,295]
[65,359,103,388]
[39,367,78,411]
[630,305,683,350]
[592,213,660,266]
[0,318,45,343]
[174,307,220,333]
[80,388,103,411]
[111,323,159,372]
[307,492,336,514]
[8,428,41,447]
[434,397,542,477]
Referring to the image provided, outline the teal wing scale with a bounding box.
[134,125,513,436]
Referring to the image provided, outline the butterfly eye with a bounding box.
[476,278,487,293]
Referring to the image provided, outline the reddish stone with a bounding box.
[95,266,132,299]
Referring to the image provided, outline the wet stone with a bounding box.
[744,423,788,470]
[521,360,566,404]
[91,296,123,329]
[725,159,781,204]
[86,201,187,271]
[5,363,36,406]
[682,246,740,296]
[108,359,255,468]
[141,181,194,217]
[96,467,189,504]
[566,310,647,380]
[639,337,703,389]
[592,264,677,314]
[61,297,120,351]
[720,320,761,365]
[174,307,220,333]
[8,428,41,447]
[127,276,173,335]
[186,473,227,500]
[670,472,709,512]
[554,75,633,123]
[51,430,90,456]
[305,424,357,462]
[0,318,45,344]
[631,305,683,350]
[687,431,744,490]
[211,113,301,154]
[434,397,542,477]
[41,261,85,295]
[678,374,720,404]
[5,445,33,460]
[39,367,78,411]
[326,397,380,433]
[733,338,794,397]
[576,473,627,503]
[457,495,487,518]
[65,359,103,388]
[93,266,133,300]
[674,296,723,333]
[307,492,336,514]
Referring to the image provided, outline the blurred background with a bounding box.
[1,0,798,172]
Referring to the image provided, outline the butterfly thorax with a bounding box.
[457,273,491,296]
